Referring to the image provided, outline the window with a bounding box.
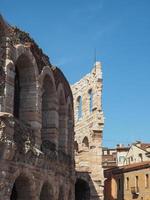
[82,137,89,149]
[74,141,79,153]
[77,96,82,119]
[118,178,121,191]
[139,153,143,162]
[119,156,125,163]
[128,158,130,164]
[135,176,139,188]
[88,89,93,113]
[145,174,149,188]
[126,177,129,190]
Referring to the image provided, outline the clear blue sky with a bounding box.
[1,0,150,147]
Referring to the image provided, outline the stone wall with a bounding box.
[0,15,75,200]
[71,62,104,200]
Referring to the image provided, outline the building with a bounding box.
[71,62,104,200]
[0,15,75,200]
[103,141,150,168]
[102,147,117,169]
[125,141,150,165]
[116,144,130,166]
[102,145,130,169]
[104,161,150,200]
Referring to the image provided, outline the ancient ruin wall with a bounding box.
[0,15,75,200]
[71,62,104,200]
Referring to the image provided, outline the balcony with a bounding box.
[131,187,139,195]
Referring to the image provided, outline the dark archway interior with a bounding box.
[82,137,89,148]
[10,175,32,200]
[40,182,53,200]
[74,141,79,153]
[42,75,53,131]
[75,179,90,200]
[67,103,73,154]
[10,182,17,200]
[13,67,20,119]
[13,54,36,121]
[58,90,67,152]
[41,75,56,146]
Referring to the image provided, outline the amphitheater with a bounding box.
[0,15,104,200]
[0,15,75,200]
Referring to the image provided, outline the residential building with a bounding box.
[104,161,150,200]
[102,144,130,168]
[125,141,150,165]
[116,144,130,166]
[102,147,117,169]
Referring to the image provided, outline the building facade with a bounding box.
[102,147,117,169]
[102,144,130,169]
[116,145,130,166]
[125,142,150,165]
[104,161,150,200]
[71,62,104,200]
[0,15,75,200]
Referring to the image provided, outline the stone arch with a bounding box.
[39,66,56,92]
[40,67,58,151]
[82,136,89,150]
[13,47,39,123]
[10,173,35,200]
[66,96,74,155]
[57,83,67,152]
[75,178,90,200]
[40,181,54,200]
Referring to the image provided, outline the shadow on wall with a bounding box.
[75,172,101,200]
[104,167,125,200]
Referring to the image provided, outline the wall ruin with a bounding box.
[71,62,104,200]
[0,15,75,200]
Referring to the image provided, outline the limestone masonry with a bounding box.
[71,62,104,200]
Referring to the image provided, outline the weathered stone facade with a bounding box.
[0,15,75,200]
[71,62,104,200]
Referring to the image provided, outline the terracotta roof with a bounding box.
[104,161,150,177]
[134,143,150,152]
[122,161,150,170]
[139,143,150,151]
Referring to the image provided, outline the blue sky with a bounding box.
[1,0,150,147]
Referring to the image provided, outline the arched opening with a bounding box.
[74,141,79,153]
[10,175,33,200]
[88,89,93,113]
[77,96,82,120]
[13,67,20,118]
[58,87,67,152]
[41,75,57,150]
[67,102,73,155]
[75,179,90,200]
[40,182,53,200]
[13,54,37,121]
[82,136,89,150]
